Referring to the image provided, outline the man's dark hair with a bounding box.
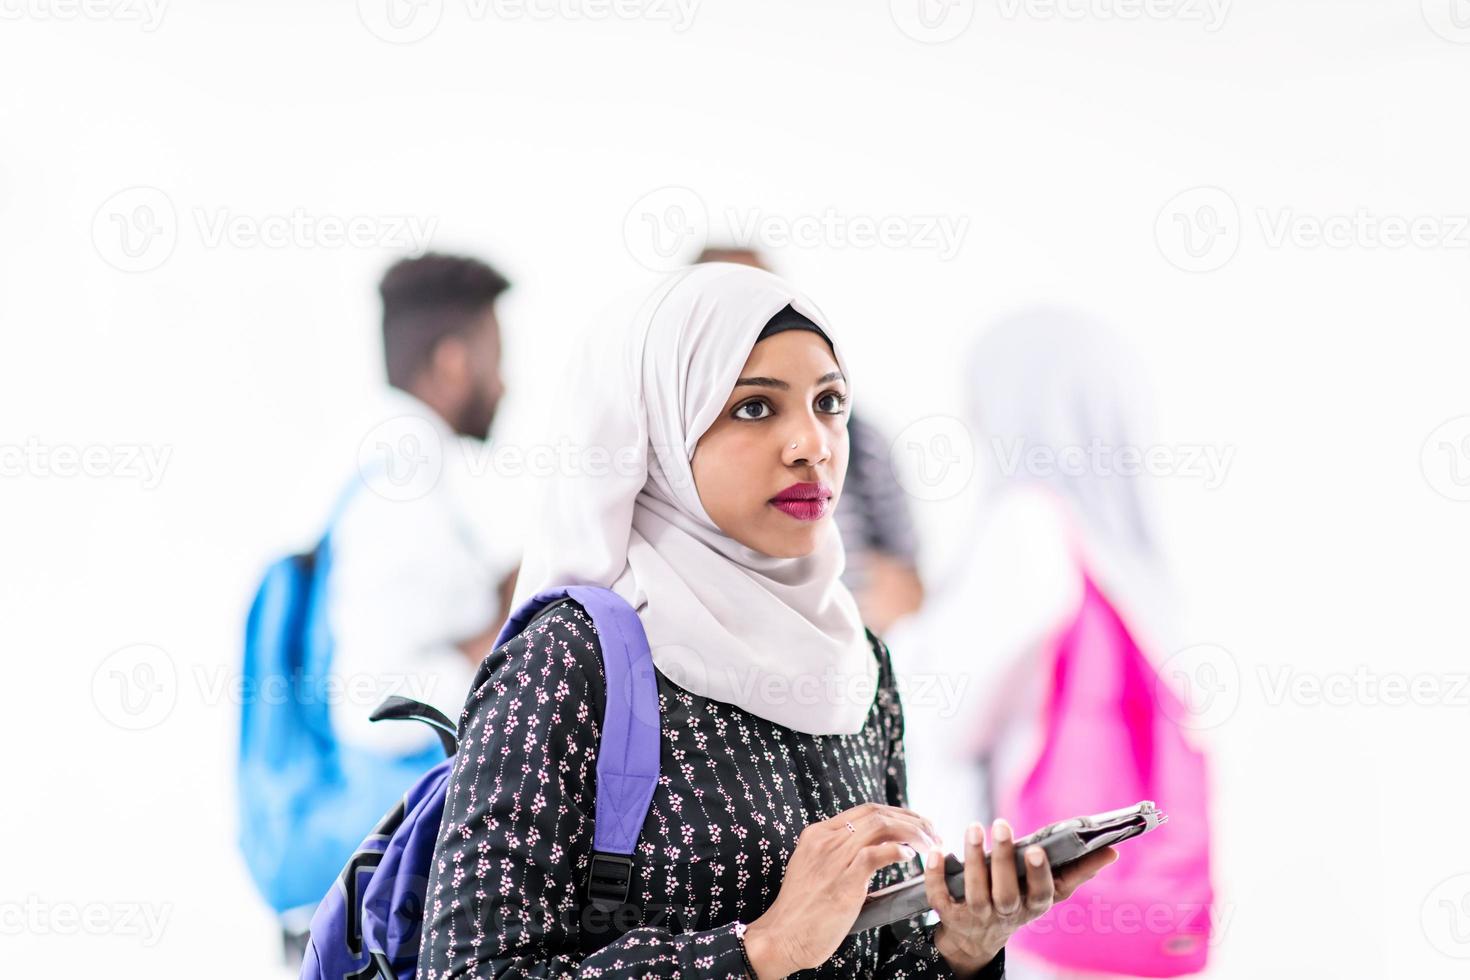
[696,245,767,270]
[379,252,509,389]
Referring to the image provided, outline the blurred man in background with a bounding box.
[242,252,522,961]
[694,245,925,633]
[328,252,520,753]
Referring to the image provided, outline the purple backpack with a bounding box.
[299,586,662,980]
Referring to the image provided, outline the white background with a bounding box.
[4,0,1470,976]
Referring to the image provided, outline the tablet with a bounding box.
[848,801,1166,935]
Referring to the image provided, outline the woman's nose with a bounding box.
[781,418,831,468]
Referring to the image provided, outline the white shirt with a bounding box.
[326,388,518,754]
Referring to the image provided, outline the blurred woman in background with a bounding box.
[891,309,1213,979]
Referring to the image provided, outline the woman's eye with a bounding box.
[734,399,771,420]
[816,392,848,414]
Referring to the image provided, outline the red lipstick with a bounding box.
[769,482,833,522]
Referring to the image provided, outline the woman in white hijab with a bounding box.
[418,267,1115,980]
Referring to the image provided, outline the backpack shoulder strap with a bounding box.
[496,586,661,912]
[317,465,380,550]
[368,695,458,757]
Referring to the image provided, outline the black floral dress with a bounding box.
[417,598,1004,979]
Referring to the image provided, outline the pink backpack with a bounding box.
[997,571,1213,976]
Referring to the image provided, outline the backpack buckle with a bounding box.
[586,852,634,912]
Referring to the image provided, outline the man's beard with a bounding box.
[453,389,498,441]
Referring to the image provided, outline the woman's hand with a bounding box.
[742,801,942,978]
[925,819,1120,978]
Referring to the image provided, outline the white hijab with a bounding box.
[967,307,1160,567]
[512,263,878,735]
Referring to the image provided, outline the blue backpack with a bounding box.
[238,477,446,915]
[300,585,662,980]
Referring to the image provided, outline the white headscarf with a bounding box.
[513,263,878,735]
[968,307,1160,565]
[966,308,1176,641]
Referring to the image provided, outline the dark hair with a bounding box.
[379,252,510,388]
[695,245,767,270]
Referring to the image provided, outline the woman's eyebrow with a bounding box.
[734,376,788,390]
[734,371,846,391]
